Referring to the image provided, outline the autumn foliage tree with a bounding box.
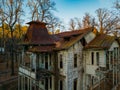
[0,0,24,75]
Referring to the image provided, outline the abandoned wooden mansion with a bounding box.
[18,21,120,90]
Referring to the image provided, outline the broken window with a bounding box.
[73,78,77,90]
[60,54,63,69]
[91,52,94,65]
[74,54,77,68]
[96,52,99,66]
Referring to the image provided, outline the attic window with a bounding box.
[64,37,70,41]
[80,37,87,46]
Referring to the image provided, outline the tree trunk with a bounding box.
[10,27,14,76]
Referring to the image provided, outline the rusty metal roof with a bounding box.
[23,22,93,52]
[55,27,93,50]
[28,45,55,53]
[24,21,55,45]
[84,34,115,49]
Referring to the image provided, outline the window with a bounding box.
[60,80,63,90]
[110,51,113,64]
[73,79,77,90]
[60,54,63,69]
[74,54,77,68]
[45,54,48,69]
[41,54,44,64]
[41,80,44,85]
[49,54,51,65]
[91,52,94,65]
[96,52,99,65]
[36,54,39,68]
[50,77,52,89]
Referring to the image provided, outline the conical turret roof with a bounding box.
[24,21,55,45]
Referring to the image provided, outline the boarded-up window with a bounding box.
[74,54,77,67]
[96,52,99,65]
[73,79,77,90]
[60,54,63,69]
[91,52,94,65]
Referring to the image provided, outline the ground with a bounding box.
[0,54,18,90]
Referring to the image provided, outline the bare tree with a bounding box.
[75,17,82,30]
[69,18,76,31]
[82,13,93,28]
[95,8,119,34]
[68,17,82,31]
[27,0,61,34]
[46,16,60,34]
[0,0,23,75]
[27,0,56,21]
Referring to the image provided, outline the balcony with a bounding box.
[19,65,36,79]
[19,64,54,80]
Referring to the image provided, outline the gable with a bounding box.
[109,40,119,51]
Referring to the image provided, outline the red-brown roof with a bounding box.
[28,45,55,53]
[24,21,55,45]
[23,22,94,52]
[84,34,115,49]
[54,27,93,50]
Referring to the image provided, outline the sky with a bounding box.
[52,0,115,24]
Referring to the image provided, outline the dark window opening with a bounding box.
[60,80,63,90]
[74,54,77,68]
[64,37,70,41]
[73,79,77,90]
[110,51,113,64]
[96,52,99,65]
[25,77,28,90]
[45,54,48,69]
[80,37,87,46]
[41,80,44,85]
[45,78,48,90]
[50,77,52,89]
[91,52,94,65]
[92,77,94,85]
[60,54,63,69]
[36,54,39,68]
[41,54,44,64]
[106,51,109,69]
[49,54,51,65]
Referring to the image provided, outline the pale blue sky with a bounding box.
[52,0,115,24]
